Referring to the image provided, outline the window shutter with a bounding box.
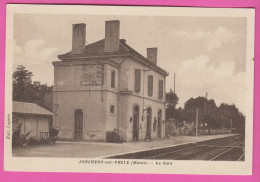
[148,75,153,97]
[111,70,115,88]
[135,69,141,93]
[159,80,163,99]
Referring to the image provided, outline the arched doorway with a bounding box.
[74,109,83,141]
[157,110,162,138]
[133,105,139,141]
[145,107,152,140]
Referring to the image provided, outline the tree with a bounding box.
[166,89,179,120]
[13,65,34,102]
[13,65,53,109]
[183,97,218,126]
[217,103,245,132]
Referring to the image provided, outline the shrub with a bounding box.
[27,137,40,145]
[106,130,123,143]
[49,126,59,144]
[12,124,31,148]
[27,137,57,145]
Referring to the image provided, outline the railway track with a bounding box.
[107,135,245,161]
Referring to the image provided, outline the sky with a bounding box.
[13,14,247,114]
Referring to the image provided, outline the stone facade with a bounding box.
[53,20,168,142]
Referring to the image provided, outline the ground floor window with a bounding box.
[110,105,115,114]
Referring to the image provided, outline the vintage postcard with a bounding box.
[4,4,255,175]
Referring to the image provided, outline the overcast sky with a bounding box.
[13,14,247,113]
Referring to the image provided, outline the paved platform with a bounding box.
[12,134,237,158]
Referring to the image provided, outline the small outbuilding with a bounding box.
[12,101,55,139]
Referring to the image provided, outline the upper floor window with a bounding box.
[111,70,115,88]
[159,80,163,100]
[148,75,153,97]
[135,69,141,93]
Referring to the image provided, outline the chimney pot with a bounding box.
[104,20,120,52]
[72,23,86,54]
[147,48,158,65]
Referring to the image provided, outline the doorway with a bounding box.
[74,109,83,141]
[145,107,152,139]
[157,110,162,138]
[133,105,139,141]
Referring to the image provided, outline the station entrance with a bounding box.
[133,105,139,141]
[145,107,152,139]
[74,109,83,140]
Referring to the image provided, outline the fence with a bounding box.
[199,128,232,135]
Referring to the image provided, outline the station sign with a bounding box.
[80,64,104,86]
[80,80,103,86]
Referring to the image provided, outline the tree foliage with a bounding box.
[166,93,245,133]
[13,65,53,108]
[166,89,179,119]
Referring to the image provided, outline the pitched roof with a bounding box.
[13,101,55,116]
[58,39,169,76]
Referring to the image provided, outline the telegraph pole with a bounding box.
[221,116,224,129]
[174,73,176,94]
[231,119,233,133]
[196,108,199,136]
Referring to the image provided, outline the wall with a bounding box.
[118,94,166,142]
[12,114,50,139]
[53,91,106,140]
[119,57,166,102]
[53,60,119,141]
[118,57,167,142]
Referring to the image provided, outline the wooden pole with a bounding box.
[222,116,224,129]
[231,119,233,133]
[174,73,176,94]
[196,108,199,136]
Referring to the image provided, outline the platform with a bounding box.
[12,134,239,158]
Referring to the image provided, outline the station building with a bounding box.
[53,20,168,142]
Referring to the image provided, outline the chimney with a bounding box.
[104,20,120,52]
[72,23,86,54]
[147,48,158,65]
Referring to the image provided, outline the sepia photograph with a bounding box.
[4,4,255,174]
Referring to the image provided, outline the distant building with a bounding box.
[12,101,55,139]
[53,20,168,142]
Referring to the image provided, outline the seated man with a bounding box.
[111,129,123,143]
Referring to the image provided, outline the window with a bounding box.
[110,105,115,114]
[159,80,163,99]
[111,70,115,88]
[148,75,153,97]
[135,69,141,93]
